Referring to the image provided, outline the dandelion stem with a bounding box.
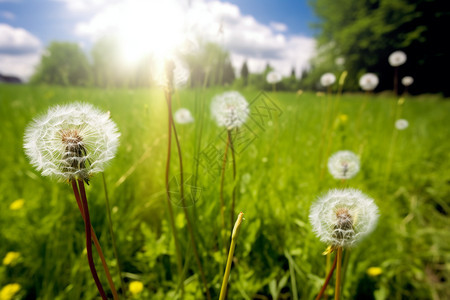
[71,180,118,300]
[102,172,126,298]
[335,247,343,300]
[219,212,244,300]
[315,252,337,300]
[164,88,184,293]
[172,105,211,300]
[76,179,108,300]
[229,129,237,232]
[220,129,231,250]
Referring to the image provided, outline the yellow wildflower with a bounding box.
[0,283,21,300]
[129,281,144,295]
[3,252,20,266]
[9,199,24,210]
[367,267,382,277]
[339,114,348,124]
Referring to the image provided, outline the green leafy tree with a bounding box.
[240,61,249,86]
[31,42,91,86]
[182,42,235,87]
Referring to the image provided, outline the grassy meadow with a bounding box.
[0,84,449,299]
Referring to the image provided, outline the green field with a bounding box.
[0,84,449,299]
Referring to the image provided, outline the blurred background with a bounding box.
[1,0,449,96]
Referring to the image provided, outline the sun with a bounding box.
[114,0,187,65]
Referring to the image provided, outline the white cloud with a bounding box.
[71,0,316,78]
[0,23,42,80]
[0,53,40,80]
[54,0,115,12]
[0,11,15,20]
[270,21,287,32]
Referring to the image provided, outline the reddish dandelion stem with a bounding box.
[71,180,118,300]
[75,179,107,300]
[315,252,338,300]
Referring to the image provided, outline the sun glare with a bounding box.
[115,1,186,65]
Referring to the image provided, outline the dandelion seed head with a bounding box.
[211,91,249,129]
[320,73,336,87]
[401,76,414,87]
[395,119,409,130]
[388,50,407,67]
[359,73,379,91]
[174,108,194,124]
[335,57,345,66]
[155,58,190,91]
[309,188,379,248]
[328,150,360,180]
[266,71,282,84]
[24,102,120,182]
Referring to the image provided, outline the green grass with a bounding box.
[0,84,449,299]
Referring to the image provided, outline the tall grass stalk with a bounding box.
[335,247,343,300]
[164,87,184,294]
[219,212,244,300]
[171,109,211,300]
[102,173,125,298]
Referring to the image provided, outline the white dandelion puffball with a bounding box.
[211,91,249,129]
[24,102,120,182]
[309,189,379,248]
[320,73,336,87]
[335,57,345,66]
[266,71,282,84]
[388,50,407,67]
[155,58,190,91]
[328,150,360,180]
[395,119,409,130]
[401,76,414,87]
[174,108,194,124]
[359,73,379,91]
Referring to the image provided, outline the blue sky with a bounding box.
[0,0,318,80]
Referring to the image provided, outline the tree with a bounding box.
[31,42,91,86]
[182,42,235,87]
[240,61,249,86]
[310,0,450,95]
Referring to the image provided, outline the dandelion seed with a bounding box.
[401,76,414,87]
[309,189,379,248]
[174,108,194,124]
[388,50,407,67]
[23,103,120,183]
[129,281,144,295]
[320,73,336,87]
[0,283,21,300]
[211,91,249,129]
[359,73,379,91]
[266,71,282,84]
[2,252,20,266]
[328,150,360,180]
[395,119,409,130]
[9,199,24,210]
